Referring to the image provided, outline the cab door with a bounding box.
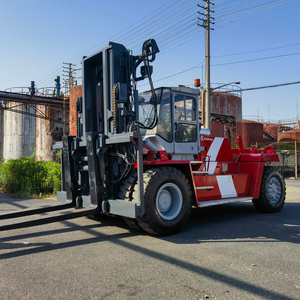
[172,92,200,157]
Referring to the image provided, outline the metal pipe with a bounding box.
[143,138,160,151]
[0,91,67,108]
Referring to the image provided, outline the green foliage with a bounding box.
[276,143,300,151]
[0,154,61,198]
[256,143,300,151]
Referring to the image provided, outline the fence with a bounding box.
[275,141,299,179]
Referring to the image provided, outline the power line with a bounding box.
[154,65,199,83]
[232,81,300,92]
[61,0,174,63]
[215,0,296,18]
[30,0,299,91]
[212,51,300,66]
[215,0,287,18]
[145,50,300,85]
[129,10,197,52]
[34,63,63,82]
[214,0,298,26]
[66,0,193,62]
[213,42,300,58]
[32,0,198,87]
[121,2,195,50]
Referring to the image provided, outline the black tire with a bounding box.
[118,172,142,231]
[252,166,286,213]
[135,167,193,236]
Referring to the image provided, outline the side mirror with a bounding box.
[141,65,153,78]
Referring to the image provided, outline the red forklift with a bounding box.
[1,39,285,235]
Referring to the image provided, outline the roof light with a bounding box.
[194,78,201,88]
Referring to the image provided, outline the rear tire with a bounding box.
[135,167,193,236]
[252,166,285,213]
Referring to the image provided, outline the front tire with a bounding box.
[118,172,142,231]
[136,167,193,236]
[252,166,285,213]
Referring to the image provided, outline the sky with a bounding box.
[0,0,300,122]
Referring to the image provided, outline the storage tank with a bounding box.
[36,105,53,161]
[3,102,36,159]
[242,120,263,147]
[35,104,65,161]
[199,91,243,146]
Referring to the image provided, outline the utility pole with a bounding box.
[296,98,299,123]
[62,62,76,136]
[198,1,214,130]
[63,62,77,95]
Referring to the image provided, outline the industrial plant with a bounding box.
[0,83,299,165]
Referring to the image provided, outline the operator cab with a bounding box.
[139,86,201,160]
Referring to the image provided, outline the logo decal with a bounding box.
[201,136,214,141]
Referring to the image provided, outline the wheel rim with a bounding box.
[156,183,183,221]
[268,177,282,203]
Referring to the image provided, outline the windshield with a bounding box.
[138,88,163,128]
[138,92,156,128]
[138,88,173,141]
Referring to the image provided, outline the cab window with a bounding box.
[174,94,197,143]
[174,94,196,121]
[157,90,172,142]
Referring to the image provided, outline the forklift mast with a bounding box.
[58,40,159,217]
[81,42,132,137]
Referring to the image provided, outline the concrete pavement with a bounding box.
[0,181,299,300]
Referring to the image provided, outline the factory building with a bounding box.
[242,120,300,147]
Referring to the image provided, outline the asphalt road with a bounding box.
[0,181,299,300]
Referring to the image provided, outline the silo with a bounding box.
[3,102,36,160]
[242,120,263,147]
[35,104,65,162]
[35,105,52,161]
[200,92,243,146]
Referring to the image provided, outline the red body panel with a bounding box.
[143,136,280,206]
[193,174,251,202]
